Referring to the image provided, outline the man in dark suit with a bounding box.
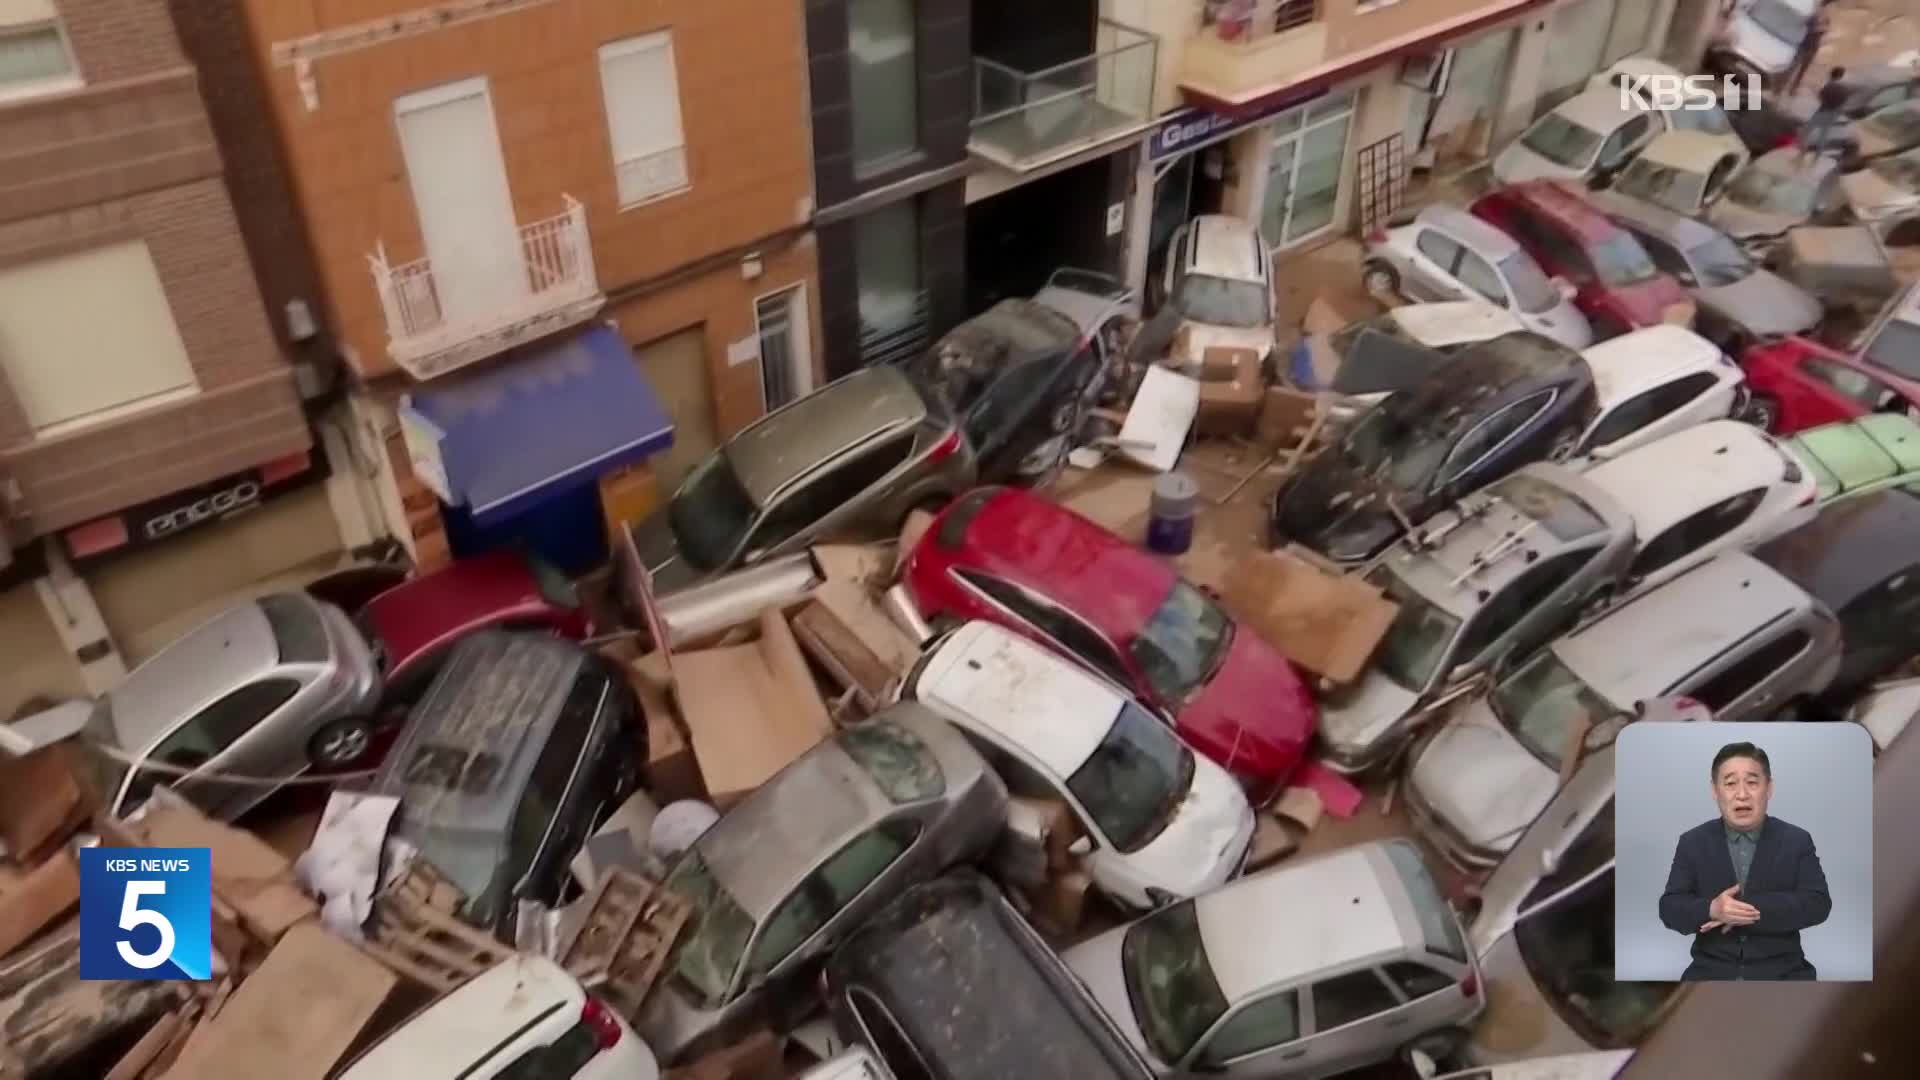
[1658,742,1831,980]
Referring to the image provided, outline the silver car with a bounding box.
[1318,465,1635,775]
[1404,552,1841,871]
[1839,148,1920,246]
[637,703,1007,1064]
[1708,149,1846,258]
[1065,839,1484,1078]
[80,592,381,821]
[1363,205,1593,350]
[1493,88,1659,188]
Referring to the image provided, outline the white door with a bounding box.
[394,78,525,327]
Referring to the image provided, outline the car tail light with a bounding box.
[926,428,962,465]
[1776,132,1798,150]
[1459,970,1479,999]
[580,997,622,1051]
[1365,226,1387,244]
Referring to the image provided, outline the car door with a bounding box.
[1594,113,1655,182]
[1298,967,1407,1075]
[507,668,612,910]
[1452,246,1517,312]
[1759,348,1866,430]
[1184,987,1305,1076]
[1379,959,1469,1048]
[1625,487,1769,590]
[1802,356,1919,420]
[1434,390,1558,500]
[1582,372,1734,457]
[1677,626,1817,720]
[1409,229,1469,301]
[745,428,918,562]
[135,677,304,818]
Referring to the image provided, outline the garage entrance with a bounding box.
[632,326,715,492]
[965,154,1126,318]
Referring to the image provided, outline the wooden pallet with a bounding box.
[360,871,512,994]
[556,868,692,1019]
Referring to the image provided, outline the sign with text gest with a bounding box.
[78,847,213,981]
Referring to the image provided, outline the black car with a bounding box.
[1270,332,1598,566]
[958,343,1105,484]
[1725,64,1920,157]
[372,630,641,939]
[1753,487,1920,716]
[823,872,1155,1080]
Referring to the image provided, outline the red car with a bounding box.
[901,486,1317,802]
[355,549,594,698]
[1472,180,1695,338]
[1740,334,1920,434]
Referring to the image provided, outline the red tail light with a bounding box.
[1366,227,1387,244]
[1776,132,1798,150]
[1460,970,1479,999]
[927,428,962,464]
[580,997,622,1051]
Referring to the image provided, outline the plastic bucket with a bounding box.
[1145,470,1199,555]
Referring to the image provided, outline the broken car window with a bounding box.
[665,850,758,1006]
[1131,581,1232,704]
[1514,870,1676,1047]
[1122,899,1231,1064]
[1492,650,1618,773]
[670,452,759,571]
[1068,702,1195,854]
[838,721,945,804]
[1364,565,1462,693]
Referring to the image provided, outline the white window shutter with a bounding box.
[598,32,689,206]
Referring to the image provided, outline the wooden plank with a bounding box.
[103,1007,189,1080]
[790,601,892,705]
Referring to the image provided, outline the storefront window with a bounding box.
[854,199,924,365]
[1261,93,1355,249]
[849,0,919,173]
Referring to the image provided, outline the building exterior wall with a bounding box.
[0,0,308,544]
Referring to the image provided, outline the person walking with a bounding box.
[1787,8,1831,94]
[1799,66,1850,161]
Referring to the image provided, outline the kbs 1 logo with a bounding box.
[78,848,213,981]
[1619,73,1763,112]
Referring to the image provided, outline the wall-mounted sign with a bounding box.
[1147,83,1331,162]
[1105,202,1126,236]
[62,450,323,564]
[397,399,454,505]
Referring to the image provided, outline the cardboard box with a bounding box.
[1257,386,1324,449]
[1245,813,1296,872]
[0,742,91,863]
[1303,291,1378,336]
[1023,867,1093,938]
[599,463,660,552]
[1199,344,1259,383]
[672,609,833,810]
[1220,548,1400,685]
[0,849,79,957]
[1195,347,1266,438]
[632,675,704,806]
[124,795,318,946]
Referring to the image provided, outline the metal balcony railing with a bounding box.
[970,19,1158,170]
[369,195,604,379]
[1200,0,1320,43]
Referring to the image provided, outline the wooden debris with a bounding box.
[664,1029,785,1080]
[0,849,79,957]
[0,743,92,864]
[790,600,895,709]
[104,1003,190,1080]
[360,886,513,994]
[556,868,692,1020]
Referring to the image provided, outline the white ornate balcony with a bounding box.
[369,195,606,380]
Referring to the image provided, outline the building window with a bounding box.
[0,241,198,436]
[598,32,690,207]
[0,3,79,101]
[848,0,918,173]
[756,286,813,411]
[1260,91,1355,248]
[853,200,926,366]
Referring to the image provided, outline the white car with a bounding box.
[901,620,1255,910]
[1363,205,1593,350]
[1157,214,1277,369]
[1580,418,1819,600]
[797,1048,889,1080]
[1419,1049,1635,1080]
[337,956,659,1079]
[1586,55,1752,169]
[1715,0,1818,79]
[1840,147,1920,245]
[1571,325,1745,460]
[1606,130,1748,218]
[1494,88,1660,187]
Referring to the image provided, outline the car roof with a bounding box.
[1384,301,1526,348]
[915,622,1120,778]
[1197,843,1414,1000]
[360,550,548,670]
[338,956,582,1077]
[726,366,929,505]
[1754,487,1920,611]
[1496,181,1619,244]
[1554,86,1648,131]
[104,595,288,751]
[1586,189,1721,246]
[1633,129,1742,170]
[1581,326,1724,407]
[1187,215,1264,282]
[1582,420,1790,537]
[1788,415,1920,495]
[1753,146,1839,180]
[1554,552,1810,704]
[1415,204,1521,258]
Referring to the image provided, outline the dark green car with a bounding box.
[1785,414,1920,505]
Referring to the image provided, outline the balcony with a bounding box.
[1181,0,1331,108]
[369,195,605,380]
[969,18,1158,173]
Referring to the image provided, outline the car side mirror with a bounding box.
[1068,835,1094,858]
[1552,277,1578,301]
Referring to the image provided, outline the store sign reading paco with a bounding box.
[141,479,260,540]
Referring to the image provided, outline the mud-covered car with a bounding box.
[1270,333,1599,566]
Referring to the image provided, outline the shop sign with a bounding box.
[1147,84,1330,162]
[63,451,323,563]
[142,479,262,541]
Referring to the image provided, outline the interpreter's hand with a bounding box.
[1708,883,1761,927]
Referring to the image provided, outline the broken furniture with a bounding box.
[554,867,691,1021]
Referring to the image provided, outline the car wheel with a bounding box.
[308,716,373,768]
[1361,261,1400,298]
[1743,393,1781,432]
[1400,1027,1469,1072]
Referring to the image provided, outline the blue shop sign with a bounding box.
[1148,84,1330,162]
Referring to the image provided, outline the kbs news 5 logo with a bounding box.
[78,848,213,980]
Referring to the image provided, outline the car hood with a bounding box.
[1709,199,1803,241]
[1520,302,1596,351]
[1125,757,1257,898]
[1841,167,1920,219]
[1176,322,1274,367]
[1409,698,1558,857]
[1060,930,1161,1067]
[1697,268,1824,336]
[1724,16,1797,75]
[1318,672,1423,760]
[627,511,703,594]
[1494,141,1589,185]
[1181,629,1318,787]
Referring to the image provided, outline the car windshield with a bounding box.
[1491,650,1620,772]
[1726,167,1817,216]
[1617,161,1709,216]
[1747,0,1809,47]
[669,452,759,571]
[1500,252,1561,314]
[665,850,758,1005]
[1669,104,1733,135]
[1130,581,1233,703]
[1520,113,1603,169]
[1590,233,1661,288]
[1340,399,1456,491]
[1491,472,1608,541]
[1864,317,1920,381]
[1364,565,1462,692]
[1175,272,1269,328]
[1515,872,1677,1047]
[1685,233,1756,287]
[1870,154,1920,190]
[1066,702,1196,853]
[1863,108,1920,145]
[1121,899,1231,1064]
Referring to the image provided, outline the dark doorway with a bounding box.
[1145,143,1229,294]
[972,0,1095,76]
[965,154,1121,317]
